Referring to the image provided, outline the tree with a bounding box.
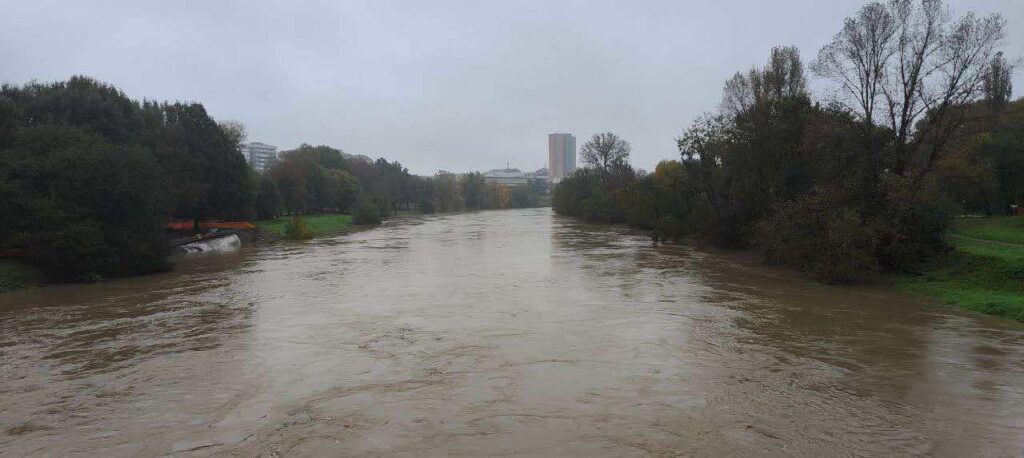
[270,156,312,214]
[580,132,631,174]
[722,46,807,117]
[0,126,169,280]
[255,175,282,220]
[219,120,247,145]
[326,169,360,213]
[149,102,252,227]
[983,51,1014,111]
[434,171,463,212]
[460,172,489,209]
[813,0,1008,177]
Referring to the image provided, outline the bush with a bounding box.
[352,199,381,226]
[284,216,313,240]
[759,193,878,284]
[875,176,953,270]
[371,194,392,218]
[418,198,436,214]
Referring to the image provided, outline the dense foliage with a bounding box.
[257,148,547,223]
[555,0,1017,284]
[0,77,248,280]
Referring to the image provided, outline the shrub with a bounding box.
[418,198,436,214]
[352,199,381,226]
[875,176,953,270]
[284,216,313,240]
[759,193,878,284]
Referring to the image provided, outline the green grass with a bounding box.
[897,216,1024,322]
[253,214,354,237]
[0,259,46,293]
[950,216,1024,245]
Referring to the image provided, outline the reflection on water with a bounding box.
[1,208,1022,456]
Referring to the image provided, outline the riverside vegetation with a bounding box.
[554,0,1024,320]
[0,79,545,288]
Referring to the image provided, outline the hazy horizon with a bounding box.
[3,0,1022,175]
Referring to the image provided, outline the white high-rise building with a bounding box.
[240,142,278,172]
[548,133,576,182]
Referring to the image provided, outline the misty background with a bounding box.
[3,0,1022,175]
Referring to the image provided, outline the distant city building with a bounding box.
[240,142,278,172]
[484,168,528,186]
[548,133,576,182]
[483,167,551,186]
[525,168,550,182]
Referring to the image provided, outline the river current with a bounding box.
[1,208,1022,456]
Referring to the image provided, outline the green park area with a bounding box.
[898,216,1024,322]
[253,214,354,238]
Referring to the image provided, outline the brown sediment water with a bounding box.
[1,208,1022,456]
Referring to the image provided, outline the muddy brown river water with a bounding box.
[1,208,1023,456]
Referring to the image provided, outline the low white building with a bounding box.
[240,142,278,172]
[483,168,528,186]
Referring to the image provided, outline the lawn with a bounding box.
[253,214,354,237]
[897,216,1024,322]
[950,216,1024,245]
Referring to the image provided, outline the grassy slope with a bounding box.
[898,216,1024,321]
[253,214,354,237]
[950,217,1024,245]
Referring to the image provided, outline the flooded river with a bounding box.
[1,208,1022,456]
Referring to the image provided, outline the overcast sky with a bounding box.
[2,1,1022,175]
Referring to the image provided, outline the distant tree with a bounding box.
[460,172,489,209]
[509,185,539,208]
[270,157,312,214]
[255,175,282,220]
[285,144,348,171]
[326,169,360,213]
[722,46,807,117]
[219,120,247,146]
[495,184,512,208]
[434,171,463,212]
[983,51,1015,111]
[580,132,631,175]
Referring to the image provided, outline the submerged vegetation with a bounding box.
[555,0,1022,318]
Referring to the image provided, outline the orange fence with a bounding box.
[166,221,256,231]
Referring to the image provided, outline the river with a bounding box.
[1,208,1022,456]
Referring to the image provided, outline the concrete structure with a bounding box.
[548,133,576,182]
[483,168,528,186]
[240,142,278,172]
[483,167,551,186]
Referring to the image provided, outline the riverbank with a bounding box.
[895,216,1024,322]
[253,214,355,238]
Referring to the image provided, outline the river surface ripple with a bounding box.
[1,208,1023,456]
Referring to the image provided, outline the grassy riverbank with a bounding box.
[253,214,354,238]
[897,217,1024,321]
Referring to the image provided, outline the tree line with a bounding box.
[0,77,546,282]
[554,0,1020,284]
[254,145,548,225]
